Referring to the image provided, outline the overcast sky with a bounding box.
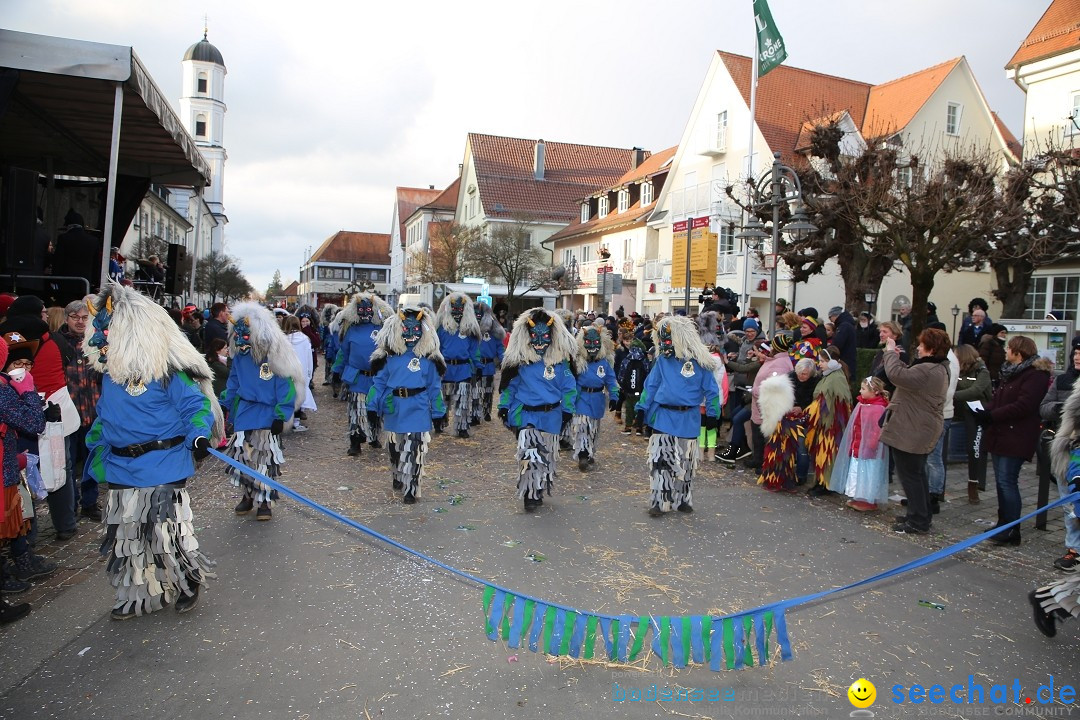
[6,0,1050,294]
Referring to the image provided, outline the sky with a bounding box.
[5,0,1051,295]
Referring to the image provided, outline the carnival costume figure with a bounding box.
[319,303,340,388]
[636,316,721,516]
[554,310,577,449]
[470,301,505,425]
[334,293,393,455]
[571,326,619,472]
[804,349,852,494]
[83,284,225,619]
[498,309,578,512]
[221,302,304,521]
[435,293,481,439]
[369,307,447,503]
[757,372,801,492]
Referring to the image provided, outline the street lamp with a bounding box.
[951,305,961,343]
[736,152,817,335]
[864,288,878,316]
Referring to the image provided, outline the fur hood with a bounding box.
[228,301,307,409]
[759,373,795,437]
[436,292,481,338]
[697,311,723,348]
[652,316,718,371]
[85,283,225,442]
[320,303,340,326]
[371,305,445,373]
[1053,376,1080,480]
[339,293,393,339]
[503,307,577,370]
[573,324,614,373]
[476,300,506,341]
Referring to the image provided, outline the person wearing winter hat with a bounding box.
[979,323,1008,386]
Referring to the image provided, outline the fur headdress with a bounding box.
[319,303,340,327]
[295,304,319,327]
[85,283,224,441]
[370,306,446,374]
[553,308,574,332]
[228,301,306,409]
[573,324,615,373]
[652,315,718,371]
[476,300,506,341]
[1052,380,1080,481]
[436,292,481,338]
[697,310,723,348]
[503,307,577,370]
[338,292,393,339]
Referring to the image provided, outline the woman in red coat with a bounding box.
[975,335,1051,546]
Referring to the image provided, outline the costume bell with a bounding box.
[83,284,225,619]
[435,293,481,439]
[369,307,446,503]
[571,326,619,471]
[636,316,721,516]
[498,309,578,512]
[470,301,505,424]
[334,293,393,455]
[220,302,305,521]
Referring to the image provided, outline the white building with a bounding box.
[296,231,391,308]
[388,184,448,307]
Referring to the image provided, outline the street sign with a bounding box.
[434,284,446,300]
[462,276,485,285]
[477,294,493,308]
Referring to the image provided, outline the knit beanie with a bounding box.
[8,295,44,318]
[771,333,793,354]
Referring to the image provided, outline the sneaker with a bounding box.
[12,552,56,582]
[621,427,633,435]
[81,505,103,522]
[2,576,31,595]
[733,447,752,461]
[1054,549,1080,573]
[636,429,645,437]
[292,423,308,433]
[715,446,738,464]
[892,521,928,535]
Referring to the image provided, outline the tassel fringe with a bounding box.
[225,429,283,504]
[516,428,557,500]
[648,433,699,511]
[388,431,430,498]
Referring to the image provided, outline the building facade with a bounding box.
[297,231,392,308]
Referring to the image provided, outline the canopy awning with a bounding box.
[0,28,211,186]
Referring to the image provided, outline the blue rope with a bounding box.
[208,447,1079,621]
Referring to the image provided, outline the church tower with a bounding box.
[179,29,228,254]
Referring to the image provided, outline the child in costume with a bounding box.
[83,284,224,619]
[498,308,578,512]
[830,376,890,511]
[221,302,304,521]
[471,301,505,424]
[617,338,651,436]
[369,307,447,503]
[699,343,729,460]
[571,325,619,472]
[804,347,853,495]
[335,293,394,454]
[636,316,721,516]
[436,293,481,439]
[319,303,340,388]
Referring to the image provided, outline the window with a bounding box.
[715,110,728,150]
[197,73,207,94]
[1067,93,1080,137]
[718,223,735,254]
[468,191,478,219]
[195,114,207,138]
[581,244,593,263]
[581,203,589,223]
[562,248,574,266]
[896,166,913,189]
[946,102,962,136]
[641,181,654,206]
[1023,275,1080,321]
[617,189,629,213]
[624,237,632,260]
[598,196,609,219]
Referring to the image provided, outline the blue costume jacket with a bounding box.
[369,353,446,433]
[334,322,380,393]
[220,354,297,432]
[323,326,339,364]
[437,329,478,383]
[574,359,619,419]
[475,333,504,377]
[637,356,721,439]
[499,361,577,435]
[86,373,215,488]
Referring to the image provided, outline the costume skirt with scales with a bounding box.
[225,429,283,504]
[387,431,430,498]
[516,427,558,500]
[572,415,600,459]
[648,433,699,511]
[348,391,377,441]
[1034,577,1080,621]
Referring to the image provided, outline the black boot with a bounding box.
[578,453,590,472]
[1029,590,1057,637]
[175,582,200,614]
[234,494,254,514]
[0,599,32,624]
[347,434,364,456]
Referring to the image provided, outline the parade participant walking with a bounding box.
[498,308,577,512]
[319,304,340,387]
[435,293,481,439]
[83,284,224,619]
[335,293,393,455]
[471,301,505,424]
[221,302,304,522]
[636,316,721,516]
[571,325,619,472]
[618,338,650,436]
[369,307,446,503]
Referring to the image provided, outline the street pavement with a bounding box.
[1,382,1077,719]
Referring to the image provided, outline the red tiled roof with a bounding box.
[468,133,645,223]
[282,281,299,297]
[310,231,392,265]
[395,186,442,247]
[611,146,677,188]
[992,111,1023,160]
[424,177,460,212]
[863,58,962,138]
[1006,0,1080,69]
[719,51,872,164]
[547,199,655,243]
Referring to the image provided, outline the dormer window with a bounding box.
[598,196,609,219]
[946,102,962,136]
[617,188,629,213]
[641,181,654,206]
[197,73,208,94]
[715,110,728,150]
[581,202,590,223]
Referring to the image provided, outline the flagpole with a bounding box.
[743,3,760,319]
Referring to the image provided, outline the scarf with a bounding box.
[999,355,1036,384]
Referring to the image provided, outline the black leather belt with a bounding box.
[480,357,495,363]
[112,435,186,458]
[360,369,375,376]
[660,404,693,411]
[581,387,605,393]
[523,402,560,412]
[446,359,470,365]
[392,386,423,398]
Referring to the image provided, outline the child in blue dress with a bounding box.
[571,326,619,471]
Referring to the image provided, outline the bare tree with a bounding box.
[194,250,253,304]
[469,217,552,309]
[408,223,481,284]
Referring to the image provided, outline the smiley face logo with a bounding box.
[848,678,876,709]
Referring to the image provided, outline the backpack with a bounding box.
[619,347,649,394]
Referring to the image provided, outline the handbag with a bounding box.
[46,386,81,436]
[37,421,67,492]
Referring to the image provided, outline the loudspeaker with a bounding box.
[165,242,187,295]
[1,166,38,272]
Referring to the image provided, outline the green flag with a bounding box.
[753,0,787,77]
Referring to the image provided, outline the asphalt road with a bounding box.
[1,383,1075,719]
